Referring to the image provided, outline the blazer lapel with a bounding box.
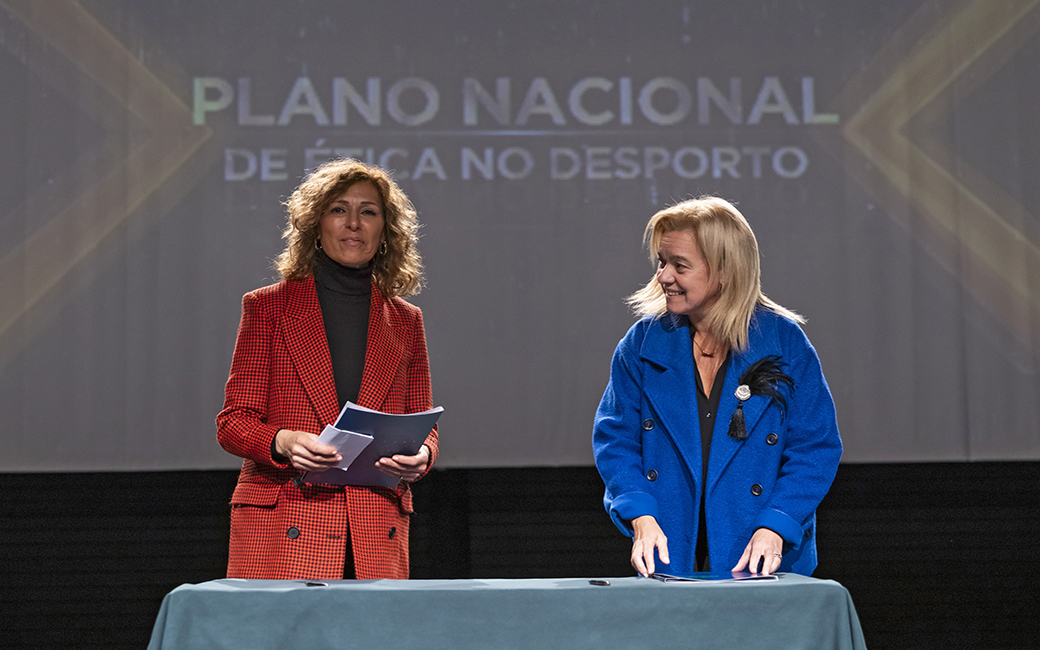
[705,339,777,496]
[356,282,405,410]
[640,315,703,478]
[280,279,340,426]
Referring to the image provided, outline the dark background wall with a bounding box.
[2,461,1036,650]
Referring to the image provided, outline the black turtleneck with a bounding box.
[313,249,372,409]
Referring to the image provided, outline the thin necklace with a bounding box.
[693,335,716,358]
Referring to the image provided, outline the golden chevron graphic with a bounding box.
[0,0,211,366]
[837,0,1040,351]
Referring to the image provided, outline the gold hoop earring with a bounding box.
[315,239,323,250]
[379,240,388,255]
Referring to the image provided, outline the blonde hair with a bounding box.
[275,159,424,297]
[626,196,802,352]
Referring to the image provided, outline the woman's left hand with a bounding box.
[732,527,784,575]
[375,444,430,483]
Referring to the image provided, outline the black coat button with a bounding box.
[388,526,396,539]
[646,469,658,481]
[750,484,763,496]
[766,433,778,445]
[805,527,812,538]
[642,419,655,431]
[287,526,301,539]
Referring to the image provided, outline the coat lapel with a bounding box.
[705,319,780,496]
[281,279,340,426]
[356,281,405,410]
[639,315,703,477]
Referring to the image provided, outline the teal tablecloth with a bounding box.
[148,574,867,649]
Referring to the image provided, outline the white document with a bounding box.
[315,424,374,470]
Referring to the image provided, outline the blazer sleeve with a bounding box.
[752,331,843,548]
[216,291,290,469]
[593,322,658,535]
[406,307,439,472]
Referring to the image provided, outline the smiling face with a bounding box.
[318,181,385,268]
[655,229,720,326]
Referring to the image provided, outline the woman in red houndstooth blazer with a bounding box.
[217,159,438,580]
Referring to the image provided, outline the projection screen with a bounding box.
[1,0,1038,471]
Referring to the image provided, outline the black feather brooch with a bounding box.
[727,355,795,441]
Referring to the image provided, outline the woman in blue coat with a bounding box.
[593,197,842,577]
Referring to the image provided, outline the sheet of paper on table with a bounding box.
[650,571,779,583]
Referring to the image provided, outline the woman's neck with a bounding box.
[313,249,373,296]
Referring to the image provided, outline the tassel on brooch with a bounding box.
[728,385,750,440]
[727,355,795,441]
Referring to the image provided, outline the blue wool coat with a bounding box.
[593,307,842,576]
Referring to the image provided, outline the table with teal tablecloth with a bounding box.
[147,573,867,649]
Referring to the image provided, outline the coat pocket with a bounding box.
[230,481,279,507]
[366,485,414,515]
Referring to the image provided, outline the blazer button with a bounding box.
[287,526,301,539]
[750,484,763,496]
[388,526,397,540]
[646,469,658,482]
[642,419,655,431]
[766,433,778,445]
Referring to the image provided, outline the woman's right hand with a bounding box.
[274,429,341,471]
[631,515,670,577]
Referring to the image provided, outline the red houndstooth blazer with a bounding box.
[216,277,438,580]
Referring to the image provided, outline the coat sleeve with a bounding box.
[406,307,438,473]
[593,323,658,536]
[752,332,842,548]
[216,291,290,468]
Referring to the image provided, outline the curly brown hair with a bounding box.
[275,159,424,297]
